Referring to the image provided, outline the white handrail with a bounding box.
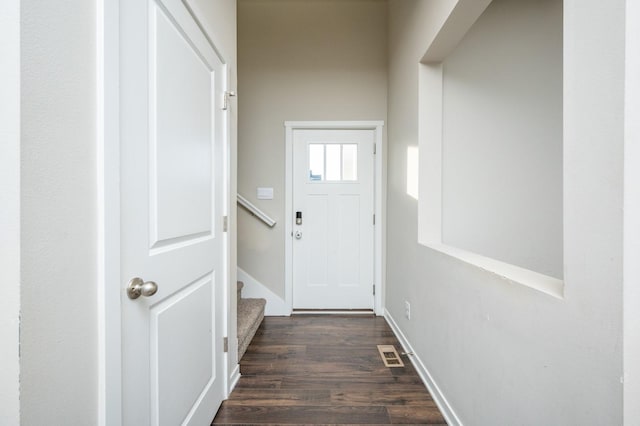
[237,194,277,228]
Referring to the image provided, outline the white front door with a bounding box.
[292,129,375,309]
[120,0,227,424]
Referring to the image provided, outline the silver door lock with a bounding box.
[295,231,302,239]
[127,277,158,300]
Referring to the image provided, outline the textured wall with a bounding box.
[20,0,98,423]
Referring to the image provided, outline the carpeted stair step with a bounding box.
[237,279,265,361]
[237,297,266,361]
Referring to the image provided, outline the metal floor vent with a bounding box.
[377,345,404,368]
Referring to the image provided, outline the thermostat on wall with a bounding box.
[257,187,274,200]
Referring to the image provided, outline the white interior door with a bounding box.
[120,0,227,424]
[292,129,375,309]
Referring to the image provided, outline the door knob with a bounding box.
[295,231,302,239]
[127,277,158,300]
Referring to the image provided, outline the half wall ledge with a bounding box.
[420,242,564,300]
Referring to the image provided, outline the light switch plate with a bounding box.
[257,187,274,200]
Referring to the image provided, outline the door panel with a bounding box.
[292,129,374,309]
[153,275,213,426]
[306,194,329,287]
[152,4,213,244]
[120,0,226,424]
[337,194,360,287]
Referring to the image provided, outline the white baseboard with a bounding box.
[237,267,291,316]
[227,363,240,397]
[292,310,374,315]
[384,309,462,426]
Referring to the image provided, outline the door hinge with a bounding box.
[223,337,228,353]
[373,144,377,155]
[223,215,228,232]
[222,91,236,111]
[373,214,375,225]
[373,284,376,295]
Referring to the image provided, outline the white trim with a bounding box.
[237,267,290,316]
[227,364,241,395]
[284,120,385,129]
[98,0,122,424]
[624,0,640,422]
[221,61,232,398]
[373,122,385,316]
[0,1,21,423]
[284,121,386,315]
[416,2,564,300]
[384,309,462,426]
[221,60,240,392]
[292,310,374,315]
[284,124,294,316]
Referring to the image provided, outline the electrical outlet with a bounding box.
[405,301,411,320]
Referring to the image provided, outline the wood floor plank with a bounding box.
[279,375,427,391]
[226,389,332,406]
[330,390,436,406]
[213,405,390,424]
[241,344,307,357]
[249,335,400,347]
[212,315,447,425]
[241,359,394,376]
[386,405,447,424]
[232,376,282,389]
[303,345,383,362]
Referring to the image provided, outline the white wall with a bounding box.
[388,0,624,424]
[441,0,563,279]
[0,0,21,424]
[237,0,388,297]
[20,0,98,424]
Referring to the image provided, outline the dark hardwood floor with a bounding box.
[212,315,447,425]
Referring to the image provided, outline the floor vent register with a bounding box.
[377,344,405,368]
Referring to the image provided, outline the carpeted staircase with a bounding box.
[237,281,266,360]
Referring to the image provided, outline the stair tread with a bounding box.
[238,298,266,330]
[237,297,266,360]
[238,299,267,328]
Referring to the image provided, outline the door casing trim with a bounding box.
[97,0,121,423]
[284,121,386,315]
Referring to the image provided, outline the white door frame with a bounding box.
[0,1,21,423]
[624,0,640,422]
[97,1,232,424]
[284,121,385,315]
